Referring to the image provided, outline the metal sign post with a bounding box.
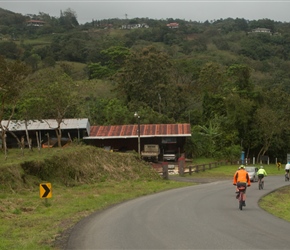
[40,183,52,205]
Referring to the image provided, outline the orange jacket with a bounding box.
[233,169,251,185]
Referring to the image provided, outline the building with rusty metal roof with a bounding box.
[1,119,191,157]
[83,123,191,158]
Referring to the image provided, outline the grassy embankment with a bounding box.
[0,146,289,250]
[0,145,193,250]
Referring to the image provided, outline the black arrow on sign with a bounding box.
[41,184,50,198]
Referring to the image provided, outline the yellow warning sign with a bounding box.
[39,183,52,198]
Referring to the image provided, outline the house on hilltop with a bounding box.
[250,28,271,34]
[167,22,179,29]
[26,20,46,27]
[121,23,149,29]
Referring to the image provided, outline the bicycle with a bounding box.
[258,175,264,190]
[237,185,246,210]
[285,172,289,181]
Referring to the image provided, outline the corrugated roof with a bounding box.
[84,123,191,139]
[1,119,90,133]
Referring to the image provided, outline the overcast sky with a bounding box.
[1,0,290,24]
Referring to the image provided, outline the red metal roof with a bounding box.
[85,123,191,139]
[26,20,46,23]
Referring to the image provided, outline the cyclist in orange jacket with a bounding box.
[233,165,251,206]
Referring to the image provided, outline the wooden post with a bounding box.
[178,153,185,176]
[189,166,192,175]
[162,163,168,180]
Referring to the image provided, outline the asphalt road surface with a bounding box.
[66,175,290,249]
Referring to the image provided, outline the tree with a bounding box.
[100,46,130,71]
[202,92,226,121]
[198,62,226,94]
[114,45,180,119]
[16,97,43,151]
[24,53,41,71]
[88,62,113,79]
[0,41,21,59]
[226,64,253,94]
[0,56,30,158]
[88,46,130,78]
[191,118,222,158]
[59,8,79,29]
[255,106,283,162]
[224,93,256,155]
[28,68,79,147]
[103,98,131,125]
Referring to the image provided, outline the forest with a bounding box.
[1,7,290,162]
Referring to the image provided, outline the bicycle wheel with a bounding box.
[239,193,243,210]
[258,181,261,190]
[261,181,264,189]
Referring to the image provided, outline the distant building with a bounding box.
[121,23,149,29]
[103,24,113,29]
[250,28,271,34]
[26,20,46,27]
[167,22,179,29]
[1,119,89,148]
[83,123,191,158]
[0,119,191,155]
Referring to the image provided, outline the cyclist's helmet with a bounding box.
[260,166,263,169]
[240,165,245,169]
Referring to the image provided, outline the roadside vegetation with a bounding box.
[0,146,193,250]
[1,8,290,249]
[259,186,290,222]
[2,8,290,162]
[0,145,289,250]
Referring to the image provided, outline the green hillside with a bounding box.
[1,7,290,162]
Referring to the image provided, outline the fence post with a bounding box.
[178,156,185,176]
[195,165,199,173]
[189,166,192,175]
[162,162,168,180]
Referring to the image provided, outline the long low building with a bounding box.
[0,119,191,157]
[83,123,191,159]
[1,119,90,148]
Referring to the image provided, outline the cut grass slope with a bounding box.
[0,145,161,192]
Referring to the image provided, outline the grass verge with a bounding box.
[259,185,290,222]
[0,146,194,250]
[0,179,193,250]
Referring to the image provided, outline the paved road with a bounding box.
[66,175,290,249]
